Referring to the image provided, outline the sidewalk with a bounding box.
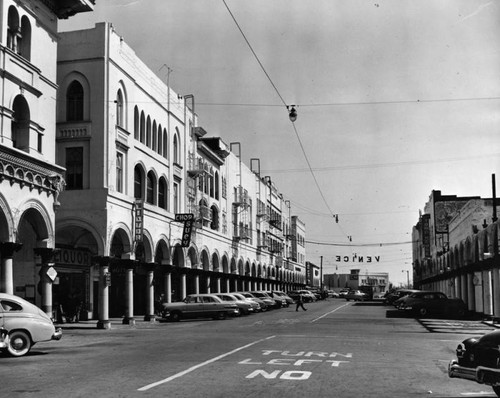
[54,317,162,330]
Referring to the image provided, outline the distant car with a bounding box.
[385,289,419,305]
[0,293,62,357]
[287,290,316,303]
[397,291,467,318]
[231,293,261,312]
[215,293,254,315]
[250,291,278,309]
[266,292,289,308]
[327,290,339,298]
[345,290,369,302]
[449,329,500,397]
[272,291,294,306]
[161,294,239,321]
[237,292,269,311]
[338,289,350,298]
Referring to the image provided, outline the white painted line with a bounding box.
[137,335,276,392]
[310,303,351,323]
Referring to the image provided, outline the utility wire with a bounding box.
[222,0,350,243]
[221,0,287,108]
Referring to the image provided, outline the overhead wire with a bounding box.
[222,0,350,243]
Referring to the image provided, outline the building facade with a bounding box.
[413,190,500,316]
[53,23,306,328]
[323,269,389,295]
[0,0,94,317]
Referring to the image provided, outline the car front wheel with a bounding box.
[8,330,32,357]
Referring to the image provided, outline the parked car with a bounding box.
[327,290,339,298]
[231,293,261,312]
[272,291,294,306]
[288,290,317,303]
[236,292,269,311]
[161,294,239,321]
[338,289,350,298]
[396,291,467,318]
[0,293,62,357]
[250,291,278,309]
[215,293,254,315]
[385,289,419,305]
[345,290,369,301]
[449,329,500,397]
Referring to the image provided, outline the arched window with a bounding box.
[146,171,156,204]
[140,111,145,143]
[7,7,19,53]
[163,129,168,159]
[173,133,179,164]
[210,205,219,230]
[19,16,31,61]
[146,116,151,148]
[12,95,30,152]
[157,124,162,156]
[134,165,144,199]
[66,80,84,121]
[134,106,139,140]
[158,177,168,210]
[152,121,157,152]
[116,90,124,127]
[214,171,219,200]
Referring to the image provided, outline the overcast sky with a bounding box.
[60,0,500,286]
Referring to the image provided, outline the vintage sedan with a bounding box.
[0,293,62,357]
[397,291,467,318]
[231,293,261,312]
[161,294,239,321]
[215,293,254,315]
[345,290,369,302]
[449,330,500,397]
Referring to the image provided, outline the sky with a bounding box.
[59,0,500,287]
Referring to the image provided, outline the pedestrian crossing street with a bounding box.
[418,318,499,334]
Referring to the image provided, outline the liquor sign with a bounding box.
[422,214,431,257]
[175,213,194,247]
[135,200,144,242]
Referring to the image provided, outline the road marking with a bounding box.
[310,303,351,323]
[137,335,276,391]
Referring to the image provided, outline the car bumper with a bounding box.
[52,328,63,341]
[449,359,500,386]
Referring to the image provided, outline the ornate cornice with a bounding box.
[0,146,65,208]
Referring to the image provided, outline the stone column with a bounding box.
[180,273,186,299]
[216,277,221,293]
[0,242,22,294]
[225,278,230,293]
[483,270,493,317]
[493,269,500,319]
[144,263,156,322]
[460,274,467,304]
[206,276,211,294]
[467,273,475,312]
[97,257,111,329]
[34,248,57,319]
[474,272,484,314]
[165,272,172,303]
[123,261,135,325]
[194,274,199,294]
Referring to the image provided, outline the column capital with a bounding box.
[34,247,57,264]
[0,242,23,258]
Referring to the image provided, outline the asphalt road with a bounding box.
[2,299,499,398]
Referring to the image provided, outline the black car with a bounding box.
[384,289,419,305]
[449,329,500,397]
[396,291,467,318]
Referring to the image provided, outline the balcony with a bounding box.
[57,122,91,141]
[233,226,250,241]
[187,153,209,178]
[234,186,250,207]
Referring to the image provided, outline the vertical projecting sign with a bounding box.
[135,199,144,242]
[175,213,194,247]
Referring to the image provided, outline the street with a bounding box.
[2,299,498,398]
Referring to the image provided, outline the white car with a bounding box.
[0,293,62,357]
